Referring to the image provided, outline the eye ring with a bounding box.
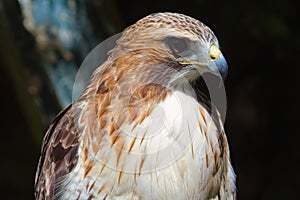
[165,37,188,56]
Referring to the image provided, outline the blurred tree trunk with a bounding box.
[0,0,122,199]
[0,0,46,145]
[0,0,123,144]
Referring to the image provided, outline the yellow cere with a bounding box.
[209,45,221,61]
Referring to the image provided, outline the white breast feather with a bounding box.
[61,89,233,200]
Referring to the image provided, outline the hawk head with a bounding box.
[109,12,228,88]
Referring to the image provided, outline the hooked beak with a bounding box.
[179,45,228,80]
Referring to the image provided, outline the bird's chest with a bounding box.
[130,91,223,199]
[63,91,223,200]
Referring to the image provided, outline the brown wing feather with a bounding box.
[34,104,81,200]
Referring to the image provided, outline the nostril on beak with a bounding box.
[210,54,218,61]
[209,45,221,62]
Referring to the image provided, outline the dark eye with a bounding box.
[165,37,188,56]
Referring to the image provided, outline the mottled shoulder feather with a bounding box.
[34,104,81,200]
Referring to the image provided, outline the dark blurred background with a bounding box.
[0,0,299,199]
